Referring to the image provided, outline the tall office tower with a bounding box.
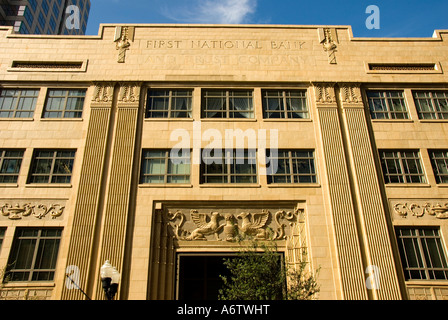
[0,0,90,35]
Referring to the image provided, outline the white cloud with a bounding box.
[162,0,257,24]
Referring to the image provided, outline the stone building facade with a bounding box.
[0,23,447,300]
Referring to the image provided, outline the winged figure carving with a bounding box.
[237,211,270,239]
[186,211,223,241]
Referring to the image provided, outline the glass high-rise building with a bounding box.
[0,0,90,35]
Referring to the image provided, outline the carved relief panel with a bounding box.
[390,200,448,220]
[92,82,115,103]
[0,200,66,220]
[163,206,303,243]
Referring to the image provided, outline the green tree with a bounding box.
[218,240,320,300]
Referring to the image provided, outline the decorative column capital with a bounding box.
[92,82,116,104]
[339,83,364,107]
[117,82,142,104]
[313,82,336,105]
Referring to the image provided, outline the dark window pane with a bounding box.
[396,227,448,280]
[43,89,85,118]
[146,90,192,118]
[266,149,317,184]
[140,149,191,184]
[0,89,38,118]
[7,228,62,282]
[29,150,75,184]
[367,91,408,119]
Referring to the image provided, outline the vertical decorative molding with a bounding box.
[285,207,309,270]
[114,26,135,63]
[318,28,338,64]
[61,82,115,300]
[94,82,142,300]
[313,83,368,300]
[340,83,402,300]
[148,205,176,300]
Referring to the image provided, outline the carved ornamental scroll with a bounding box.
[392,201,448,219]
[0,202,65,220]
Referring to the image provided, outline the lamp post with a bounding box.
[100,260,120,300]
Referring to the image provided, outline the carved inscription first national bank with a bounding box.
[145,40,306,50]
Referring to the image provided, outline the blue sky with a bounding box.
[85,0,448,38]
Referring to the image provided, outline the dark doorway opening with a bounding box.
[177,255,233,300]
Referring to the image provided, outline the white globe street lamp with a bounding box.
[100,260,120,300]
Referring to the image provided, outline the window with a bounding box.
[38,12,46,32]
[140,150,190,184]
[0,149,24,183]
[396,227,448,280]
[28,0,37,11]
[24,6,34,26]
[43,89,86,118]
[367,91,409,119]
[429,150,448,184]
[7,228,62,282]
[52,2,60,18]
[145,89,192,118]
[49,16,56,32]
[19,23,29,34]
[202,90,253,119]
[413,91,448,120]
[262,90,308,119]
[380,150,426,184]
[201,149,257,184]
[0,89,39,118]
[28,150,76,184]
[266,150,317,184]
[41,0,49,14]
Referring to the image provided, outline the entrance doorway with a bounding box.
[177,255,233,300]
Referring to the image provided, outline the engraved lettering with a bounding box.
[145,39,305,51]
